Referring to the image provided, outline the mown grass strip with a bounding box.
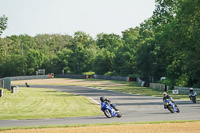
[0,87,101,120]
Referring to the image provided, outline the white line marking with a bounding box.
[88,97,100,105]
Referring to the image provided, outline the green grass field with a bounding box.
[0,87,101,120]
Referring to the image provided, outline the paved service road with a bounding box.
[0,85,200,127]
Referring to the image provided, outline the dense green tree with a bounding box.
[69,31,96,73]
[92,48,114,74]
[0,37,13,77]
[172,0,200,87]
[95,33,123,75]
[51,48,72,74]
[26,49,45,75]
[0,15,8,36]
[114,27,140,76]
[96,33,123,51]
[34,34,73,74]
[135,19,156,81]
[152,0,178,26]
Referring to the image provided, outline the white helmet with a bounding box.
[163,92,167,97]
[189,88,193,90]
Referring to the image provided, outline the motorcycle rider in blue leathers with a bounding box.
[100,97,119,112]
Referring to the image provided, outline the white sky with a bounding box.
[0,0,155,38]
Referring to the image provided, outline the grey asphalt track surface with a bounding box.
[0,85,200,128]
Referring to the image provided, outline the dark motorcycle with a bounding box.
[189,92,197,103]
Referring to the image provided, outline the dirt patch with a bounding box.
[11,78,124,87]
[1,122,200,133]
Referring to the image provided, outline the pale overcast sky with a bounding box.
[0,0,155,38]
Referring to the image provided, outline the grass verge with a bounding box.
[0,120,199,131]
[0,87,101,120]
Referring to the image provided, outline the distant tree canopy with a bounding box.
[0,0,200,87]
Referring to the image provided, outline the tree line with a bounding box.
[0,0,200,88]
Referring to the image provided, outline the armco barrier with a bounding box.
[56,74,128,81]
[94,75,128,81]
[0,79,3,88]
[3,77,11,91]
[0,75,51,91]
[56,74,86,79]
[10,75,50,81]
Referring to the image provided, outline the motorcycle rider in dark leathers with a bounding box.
[189,88,197,100]
[163,92,177,109]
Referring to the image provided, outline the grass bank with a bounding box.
[0,87,101,120]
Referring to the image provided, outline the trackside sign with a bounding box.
[172,90,179,94]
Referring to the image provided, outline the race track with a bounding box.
[0,85,200,128]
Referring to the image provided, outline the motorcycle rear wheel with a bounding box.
[192,97,196,104]
[176,108,180,113]
[117,112,122,118]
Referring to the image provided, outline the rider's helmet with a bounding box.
[100,97,105,102]
[189,88,193,92]
[163,92,167,97]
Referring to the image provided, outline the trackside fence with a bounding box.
[56,74,129,81]
[174,86,200,94]
[150,83,166,91]
[94,75,128,81]
[10,75,50,81]
[0,79,3,88]
[0,75,52,92]
[56,74,86,79]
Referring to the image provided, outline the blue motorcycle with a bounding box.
[101,102,122,118]
[164,99,180,113]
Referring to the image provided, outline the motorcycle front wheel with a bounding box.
[168,105,174,113]
[104,110,112,118]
